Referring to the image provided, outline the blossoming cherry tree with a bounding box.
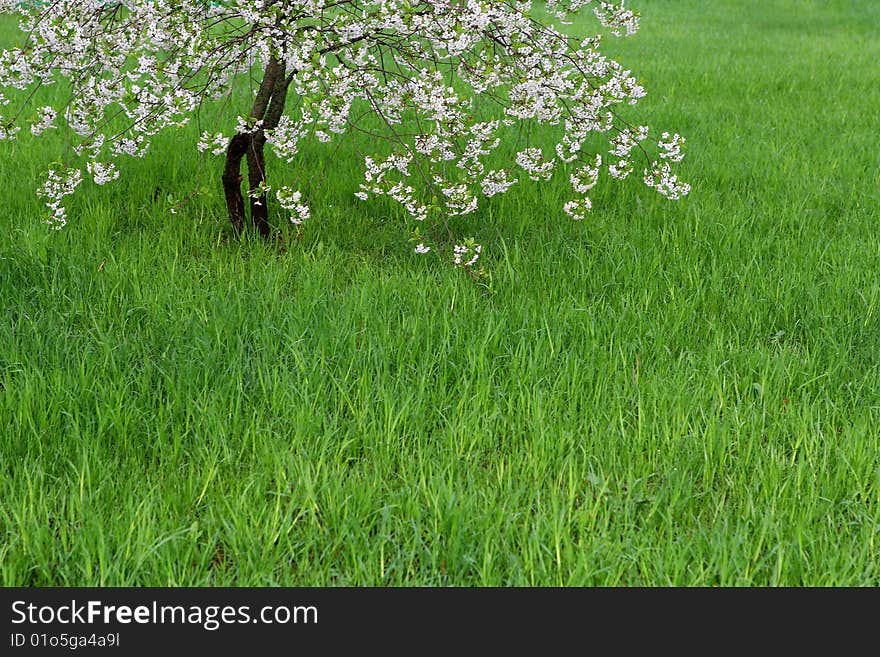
[0,0,690,266]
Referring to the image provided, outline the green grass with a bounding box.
[2,0,879,586]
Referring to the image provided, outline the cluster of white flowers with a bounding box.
[197,131,229,156]
[592,1,641,37]
[86,161,120,185]
[481,169,518,198]
[453,243,482,268]
[38,167,83,229]
[563,198,592,221]
[571,155,602,194]
[643,162,691,199]
[0,0,689,265]
[658,132,687,162]
[30,106,57,136]
[516,148,556,182]
[275,186,310,225]
[265,116,308,163]
[609,126,649,158]
[608,159,633,180]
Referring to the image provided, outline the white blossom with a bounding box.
[453,243,482,268]
[275,186,310,225]
[30,106,57,136]
[516,148,555,181]
[571,155,602,193]
[197,131,229,156]
[38,167,83,229]
[563,198,592,220]
[658,132,687,162]
[86,161,120,185]
[644,161,691,199]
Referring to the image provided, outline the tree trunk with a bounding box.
[222,133,250,236]
[221,56,286,237]
[244,70,291,238]
[246,132,271,238]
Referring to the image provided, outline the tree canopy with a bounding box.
[0,1,689,263]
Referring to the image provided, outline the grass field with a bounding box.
[1,0,879,586]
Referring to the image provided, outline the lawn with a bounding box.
[1,0,879,586]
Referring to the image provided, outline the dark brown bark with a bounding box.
[244,70,291,238]
[264,74,292,131]
[222,132,250,236]
[247,60,290,237]
[222,56,286,236]
[250,56,283,126]
[246,131,270,238]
